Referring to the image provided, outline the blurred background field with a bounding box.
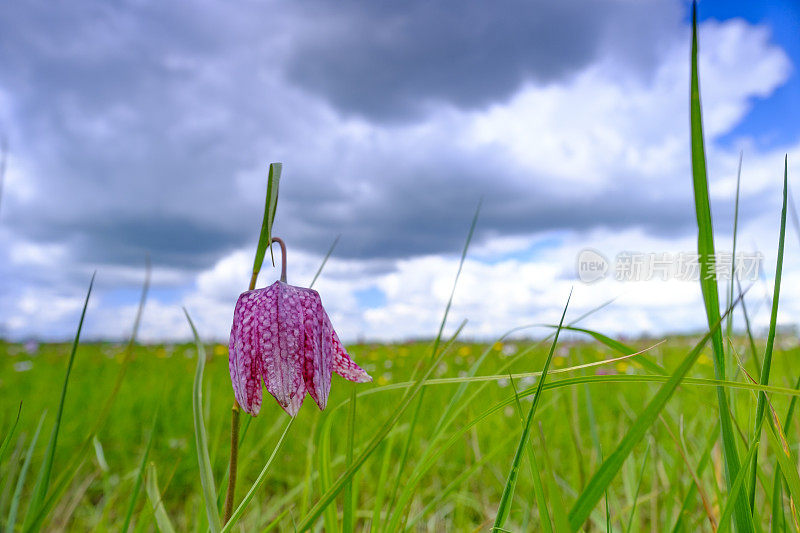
[2,335,798,531]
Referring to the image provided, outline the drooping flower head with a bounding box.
[229,277,372,417]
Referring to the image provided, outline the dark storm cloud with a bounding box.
[283,0,680,120]
[0,0,705,276]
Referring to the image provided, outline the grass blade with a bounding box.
[145,462,176,533]
[297,320,468,531]
[23,273,94,530]
[121,409,159,532]
[537,423,571,533]
[625,443,650,533]
[370,431,396,530]
[748,155,788,506]
[555,325,667,375]
[688,4,751,530]
[309,234,340,289]
[343,384,357,532]
[567,291,742,530]
[7,413,46,532]
[316,411,338,532]
[184,308,222,533]
[771,375,800,532]
[385,202,480,528]
[252,162,282,283]
[509,376,554,533]
[0,402,22,467]
[221,417,294,532]
[719,442,760,532]
[726,151,743,339]
[492,289,571,530]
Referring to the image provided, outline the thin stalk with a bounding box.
[225,236,287,523]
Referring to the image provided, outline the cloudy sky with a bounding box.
[1,0,798,343]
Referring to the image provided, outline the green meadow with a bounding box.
[2,4,799,532]
[1,334,798,531]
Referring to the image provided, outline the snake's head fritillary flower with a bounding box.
[229,280,372,417]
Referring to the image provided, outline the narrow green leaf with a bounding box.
[252,162,282,277]
[370,431,395,530]
[726,151,743,339]
[670,423,720,533]
[771,375,800,533]
[122,409,159,533]
[554,325,667,375]
[719,442,760,532]
[309,234,340,289]
[748,155,788,506]
[7,413,46,532]
[625,443,650,533]
[298,320,468,532]
[537,423,571,533]
[184,308,222,533]
[510,376,553,533]
[30,259,150,533]
[145,462,177,533]
[763,416,800,528]
[0,402,22,467]
[221,417,294,532]
[405,433,518,531]
[689,4,751,530]
[343,385,357,532]
[316,411,338,532]
[567,293,741,530]
[493,289,571,530]
[24,273,94,529]
[386,202,480,528]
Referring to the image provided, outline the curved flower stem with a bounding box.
[225,236,288,523]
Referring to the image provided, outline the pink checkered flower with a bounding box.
[228,280,372,417]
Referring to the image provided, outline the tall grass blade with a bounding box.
[748,156,788,507]
[567,292,743,530]
[537,423,571,533]
[625,443,650,533]
[309,234,340,289]
[688,4,751,530]
[145,463,176,533]
[719,441,760,532]
[492,289,571,531]
[763,414,800,528]
[7,413,45,532]
[370,431,395,531]
[0,402,22,467]
[122,409,159,532]
[221,417,294,532]
[23,273,94,530]
[386,202,480,524]
[556,326,667,375]
[343,385,357,532]
[315,411,338,532]
[726,151,744,339]
[771,375,800,533]
[509,376,554,533]
[669,423,720,533]
[297,320,467,531]
[29,259,150,533]
[252,162,282,278]
[184,308,222,533]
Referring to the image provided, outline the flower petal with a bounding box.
[299,288,332,410]
[262,282,306,417]
[228,290,267,416]
[326,314,372,383]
